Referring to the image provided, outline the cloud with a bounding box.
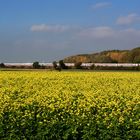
[75,26,140,52]
[78,26,114,39]
[78,26,140,39]
[30,24,71,32]
[116,13,140,25]
[77,26,140,47]
[2,25,140,62]
[92,2,111,10]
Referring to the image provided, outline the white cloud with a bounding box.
[77,26,140,47]
[92,2,111,10]
[75,26,140,52]
[4,25,140,62]
[78,26,140,38]
[116,13,140,25]
[78,26,114,39]
[31,24,71,32]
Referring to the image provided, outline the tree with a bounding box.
[127,48,140,63]
[32,61,40,69]
[134,55,140,63]
[53,61,58,69]
[94,55,114,63]
[0,63,5,68]
[53,61,61,71]
[74,62,82,69]
[90,64,95,70]
[59,60,68,69]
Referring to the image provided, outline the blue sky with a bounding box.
[0,0,140,62]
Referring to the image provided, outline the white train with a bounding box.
[5,63,140,67]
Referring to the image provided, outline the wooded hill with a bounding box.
[63,47,140,63]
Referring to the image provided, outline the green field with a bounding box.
[0,71,140,139]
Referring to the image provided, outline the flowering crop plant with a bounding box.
[0,71,140,139]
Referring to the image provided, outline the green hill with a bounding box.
[63,47,140,63]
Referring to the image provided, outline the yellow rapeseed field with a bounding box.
[0,71,140,139]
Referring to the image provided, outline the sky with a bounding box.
[0,0,140,62]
